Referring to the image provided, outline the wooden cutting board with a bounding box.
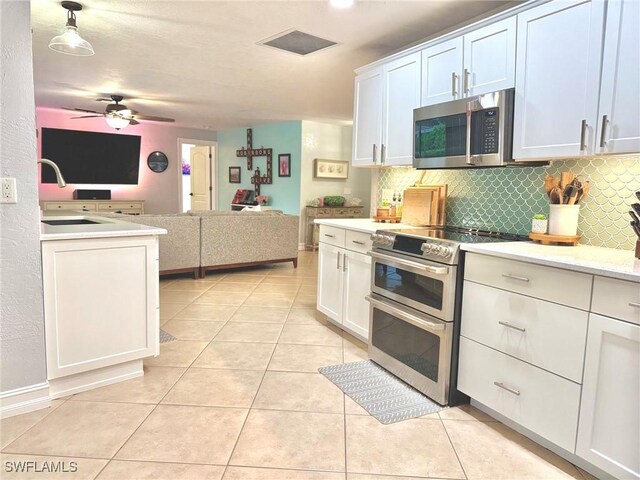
[402,185,447,226]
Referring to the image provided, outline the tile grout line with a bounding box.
[223,276,300,467]
[440,417,470,480]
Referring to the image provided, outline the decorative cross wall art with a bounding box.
[236,128,273,196]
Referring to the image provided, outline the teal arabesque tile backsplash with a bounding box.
[377,156,640,250]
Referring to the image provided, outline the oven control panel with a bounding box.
[421,242,453,259]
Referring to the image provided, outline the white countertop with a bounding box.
[314,218,415,234]
[462,242,640,283]
[40,212,167,241]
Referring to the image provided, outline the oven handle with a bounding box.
[368,251,449,275]
[365,295,446,333]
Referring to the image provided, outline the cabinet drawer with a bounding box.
[44,202,96,211]
[464,253,592,310]
[462,281,588,382]
[592,276,640,325]
[319,225,346,248]
[345,230,372,254]
[97,203,143,212]
[458,337,581,452]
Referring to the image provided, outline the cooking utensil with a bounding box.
[549,186,563,204]
[575,181,590,204]
[560,171,574,190]
[629,210,640,224]
[544,175,558,195]
[631,220,640,239]
[632,203,640,217]
[567,187,579,205]
[636,191,640,202]
[563,184,575,204]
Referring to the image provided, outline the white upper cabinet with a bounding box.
[421,18,516,107]
[513,0,606,160]
[596,0,640,155]
[463,17,517,97]
[352,68,383,166]
[353,53,421,167]
[421,38,464,106]
[382,52,422,166]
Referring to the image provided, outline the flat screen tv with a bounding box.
[41,128,142,185]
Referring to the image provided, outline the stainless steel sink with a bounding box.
[41,219,101,226]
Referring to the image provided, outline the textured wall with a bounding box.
[377,156,640,250]
[217,122,302,215]
[0,2,48,392]
[299,121,371,243]
[36,108,217,214]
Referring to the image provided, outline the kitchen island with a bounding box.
[40,212,166,399]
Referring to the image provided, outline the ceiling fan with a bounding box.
[63,95,175,130]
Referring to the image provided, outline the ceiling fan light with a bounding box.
[105,116,130,130]
[49,25,94,56]
[329,0,354,8]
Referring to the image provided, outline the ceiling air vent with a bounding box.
[259,30,337,56]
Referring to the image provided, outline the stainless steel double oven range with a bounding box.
[366,227,526,406]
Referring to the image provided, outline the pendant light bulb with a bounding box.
[105,115,130,130]
[49,2,94,56]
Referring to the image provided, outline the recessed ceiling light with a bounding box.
[330,0,354,8]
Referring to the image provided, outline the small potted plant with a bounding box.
[256,195,269,206]
[531,213,548,234]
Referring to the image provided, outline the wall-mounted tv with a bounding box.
[41,128,142,185]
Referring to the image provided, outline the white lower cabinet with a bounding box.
[317,226,372,341]
[460,253,640,479]
[42,235,160,397]
[576,314,640,479]
[458,336,581,452]
[342,250,372,339]
[317,243,344,321]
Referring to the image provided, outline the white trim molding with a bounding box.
[0,382,51,419]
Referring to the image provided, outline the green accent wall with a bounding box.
[217,122,302,214]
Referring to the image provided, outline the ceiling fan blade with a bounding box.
[128,119,140,126]
[129,114,175,122]
[95,98,113,102]
[71,115,104,119]
[63,107,103,114]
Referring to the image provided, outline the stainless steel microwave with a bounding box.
[413,88,515,169]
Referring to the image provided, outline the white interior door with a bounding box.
[190,145,211,211]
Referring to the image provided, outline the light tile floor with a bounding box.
[1,251,598,480]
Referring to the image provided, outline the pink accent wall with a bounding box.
[36,107,216,214]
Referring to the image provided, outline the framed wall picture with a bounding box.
[313,159,348,179]
[229,166,241,183]
[278,154,291,177]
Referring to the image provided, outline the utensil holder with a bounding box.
[548,204,580,236]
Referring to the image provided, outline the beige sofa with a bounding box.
[103,210,299,278]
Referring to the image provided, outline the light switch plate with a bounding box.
[1,178,17,204]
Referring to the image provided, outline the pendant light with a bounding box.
[49,1,94,56]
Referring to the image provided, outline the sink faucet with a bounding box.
[38,158,66,188]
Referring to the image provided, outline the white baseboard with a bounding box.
[49,359,143,399]
[298,243,306,251]
[0,382,51,419]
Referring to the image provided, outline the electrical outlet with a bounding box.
[1,178,17,204]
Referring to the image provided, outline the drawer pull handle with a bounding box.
[324,234,335,238]
[352,240,365,245]
[629,302,640,308]
[494,381,520,396]
[502,273,530,282]
[498,321,526,333]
